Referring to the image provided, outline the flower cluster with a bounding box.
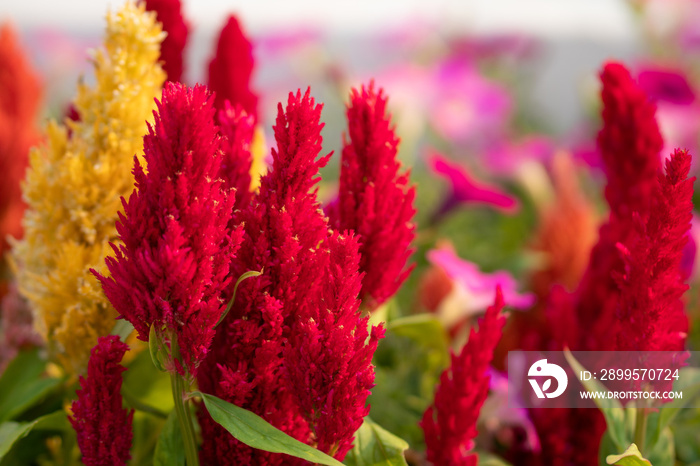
[329,83,416,310]
[70,335,133,466]
[197,88,386,464]
[12,1,166,375]
[94,82,240,377]
[420,287,505,466]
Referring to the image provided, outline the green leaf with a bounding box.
[0,411,69,461]
[111,319,135,342]
[123,347,173,414]
[196,392,343,466]
[564,349,628,450]
[386,314,449,366]
[149,324,167,372]
[0,350,62,422]
[606,443,652,465]
[154,410,185,466]
[343,417,408,466]
[218,269,263,326]
[649,367,700,448]
[477,451,513,466]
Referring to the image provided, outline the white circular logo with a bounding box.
[528,359,568,399]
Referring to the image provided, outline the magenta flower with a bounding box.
[330,83,416,310]
[93,82,240,377]
[482,136,555,176]
[420,287,506,466]
[429,152,518,220]
[70,336,133,466]
[141,0,189,83]
[637,67,695,105]
[208,15,259,121]
[428,247,534,313]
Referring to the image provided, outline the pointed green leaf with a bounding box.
[0,350,62,422]
[606,443,652,465]
[649,367,700,448]
[111,319,135,342]
[343,417,408,466]
[196,392,343,466]
[564,349,628,450]
[154,410,185,466]
[218,269,263,326]
[149,324,167,372]
[0,411,70,460]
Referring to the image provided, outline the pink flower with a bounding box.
[428,248,534,313]
[141,0,189,83]
[70,336,133,466]
[330,83,416,310]
[615,149,693,352]
[429,152,519,220]
[93,83,240,377]
[420,287,506,466]
[482,136,555,176]
[208,15,259,122]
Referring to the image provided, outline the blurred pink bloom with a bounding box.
[429,58,511,143]
[637,67,695,105]
[429,152,518,220]
[483,136,555,176]
[449,34,538,61]
[427,247,534,313]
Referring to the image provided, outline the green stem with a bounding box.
[634,406,648,454]
[170,372,199,466]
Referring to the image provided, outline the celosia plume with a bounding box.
[198,89,383,463]
[615,149,693,351]
[0,24,41,257]
[94,82,240,377]
[420,287,506,466]
[208,15,258,121]
[217,101,255,212]
[13,2,166,375]
[330,83,416,310]
[70,335,133,466]
[141,0,189,83]
[526,62,665,466]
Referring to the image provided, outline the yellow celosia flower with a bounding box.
[12,2,166,376]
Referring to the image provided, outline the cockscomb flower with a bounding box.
[93,82,239,377]
[0,24,41,258]
[199,89,383,464]
[208,15,258,121]
[70,335,133,466]
[141,0,189,83]
[330,83,416,310]
[198,88,330,465]
[284,232,384,459]
[420,287,506,466]
[616,149,693,352]
[217,101,255,212]
[12,2,165,375]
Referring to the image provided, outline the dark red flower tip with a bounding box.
[70,336,133,466]
[141,0,189,83]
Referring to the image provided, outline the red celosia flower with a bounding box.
[141,0,189,83]
[70,335,133,466]
[420,287,505,466]
[330,83,416,310]
[615,149,693,351]
[284,232,384,459]
[93,82,240,377]
[217,101,255,212]
[198,89,382,464]
[525,62,664,466]
[0,24,41,256]
[208,15,258,121]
